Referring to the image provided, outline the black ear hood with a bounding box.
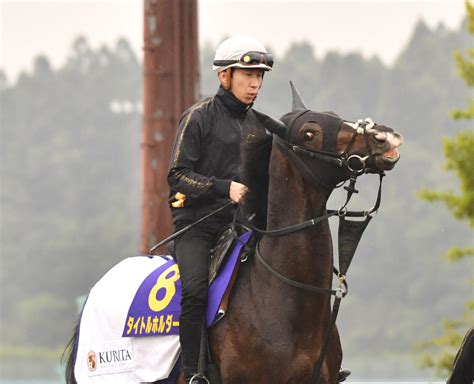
[290,80,307,111]
[279,109,309,140]
[255,81,342,146]
[279,81,311,139]
[253,81,310,140]
[280,109,343,153]
[252,109,287,139]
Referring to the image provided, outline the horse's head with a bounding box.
[255,82,403,188]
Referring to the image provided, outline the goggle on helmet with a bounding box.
[212,35,273,72]
[213,51,274,71]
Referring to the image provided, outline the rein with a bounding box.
[241,171,384,237]
[239,171,384,296]
[254,240,347,297]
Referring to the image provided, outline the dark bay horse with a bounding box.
[208,84,403,383]
[64,83,403,384]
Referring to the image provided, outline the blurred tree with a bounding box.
[0,36,142,348]
[417,0,474,377]
[16,293,70,347]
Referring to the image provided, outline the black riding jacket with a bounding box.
[168,86,268,226]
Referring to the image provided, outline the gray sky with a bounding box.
[0,0,466,83]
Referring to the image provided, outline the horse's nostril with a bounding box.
[374,132,387,143]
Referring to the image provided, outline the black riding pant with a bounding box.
[174,219,224,377]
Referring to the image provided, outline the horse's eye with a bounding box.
[304,131,315,141]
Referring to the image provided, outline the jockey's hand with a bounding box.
[229,181,248,204]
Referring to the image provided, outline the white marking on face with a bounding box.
[386,132,403,148]
[366,127,403,148]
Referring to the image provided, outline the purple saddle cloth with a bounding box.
[122,231,252,338]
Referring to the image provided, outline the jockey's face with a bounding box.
[220,68,264,105]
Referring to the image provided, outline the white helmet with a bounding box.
[213,35,273,72]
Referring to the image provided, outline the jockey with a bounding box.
[167,34,273,383]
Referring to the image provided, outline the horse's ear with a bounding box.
[253,110,287,139]
[290,80,307,111]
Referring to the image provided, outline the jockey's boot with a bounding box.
[338,369,351,382]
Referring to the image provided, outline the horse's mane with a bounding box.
[240,112,273,230]
[240,109,339,229]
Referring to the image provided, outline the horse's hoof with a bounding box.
[338,369,351,382]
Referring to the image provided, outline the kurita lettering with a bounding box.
[97,349,132,365]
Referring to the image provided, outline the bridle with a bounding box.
[239,115,385,236]
[234,116,386,384]
[282,116,378,177]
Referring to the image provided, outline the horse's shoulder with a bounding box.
[240,110,273,229]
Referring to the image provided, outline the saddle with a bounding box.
[209,226,249,283]
[208,227,254,325]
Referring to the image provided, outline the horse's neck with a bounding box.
[262,145,335,286]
